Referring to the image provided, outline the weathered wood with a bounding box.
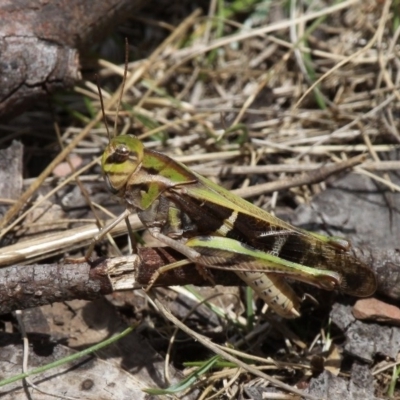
[0,0,145,119]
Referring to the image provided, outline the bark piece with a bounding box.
[0,37,80,119]
[0,141,23,218]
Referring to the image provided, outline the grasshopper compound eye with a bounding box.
[114,144,130,163]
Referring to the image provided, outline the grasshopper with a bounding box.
[89,45,376,318]
[94,133,376,318]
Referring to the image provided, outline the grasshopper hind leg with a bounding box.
[236,271,301,318]
[150,230,203,261]
[149,231,302,318]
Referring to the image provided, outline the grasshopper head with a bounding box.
[101,135,144,194]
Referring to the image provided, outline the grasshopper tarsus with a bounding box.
[145,272,159,292]
[195,265,217,286]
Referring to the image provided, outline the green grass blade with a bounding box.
[143,355,220,395]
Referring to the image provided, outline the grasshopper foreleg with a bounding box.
[150,230,202,261]
[85,209,131,260]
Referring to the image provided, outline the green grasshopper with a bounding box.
[94,133,376,318]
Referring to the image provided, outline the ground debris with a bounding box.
[331,303,400,362]
[305,364,382,400]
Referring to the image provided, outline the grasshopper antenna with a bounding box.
[96,75,111,142]
[112,38,129,138]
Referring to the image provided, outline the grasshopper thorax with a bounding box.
[101,134,144,194]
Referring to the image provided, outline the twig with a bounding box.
[1,242,398,316]
[0,247,243,315]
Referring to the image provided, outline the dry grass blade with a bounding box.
[152,297,318,400]
[232,154,366,198]
[0,215,142,267]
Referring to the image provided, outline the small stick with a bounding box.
[0,247,243,315]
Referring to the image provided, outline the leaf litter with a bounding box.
[0,0,400,398]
